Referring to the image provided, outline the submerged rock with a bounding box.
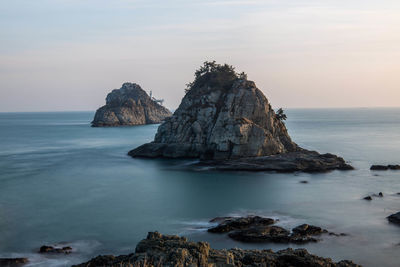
[370,165,400,171]
[129,62,352,173]
[0,258,28,266]
[74,232,361,267]
[208,216,332,244]
[39,245,72,254]
[92,83,171,127]
[363,196,372,201]
[387,212,400,225]
[208,216,275,233]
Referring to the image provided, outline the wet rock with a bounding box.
[228,225,291,243]
[0,258,28,266]
[300,180,309,183]
[371,192,383,197]
[208,217,331,244]
[208,216,275,233]
[387,212,400,225]
[371,164,400,171]
[74,232,361,267]
[196,150,354,173]
[39,245,72,254]
[363,196,372,201]
[92,83,171,127]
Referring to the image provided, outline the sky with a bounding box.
[0,0,399,112]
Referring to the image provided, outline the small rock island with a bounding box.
[129,62,353,172]
[92,83,172,127]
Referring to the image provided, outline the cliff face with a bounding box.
[92,83,172,127]
[129,78,298,160]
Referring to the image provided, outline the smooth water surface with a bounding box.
[0,109,400,266]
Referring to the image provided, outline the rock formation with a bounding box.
[74,232,360,267]
[129,62,352,172]
[207,216,346,244]
[370,164,400,170]
[92,83,172,127]
[387,212,400,225]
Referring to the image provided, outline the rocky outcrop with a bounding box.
[74,232,361,267]
[196,150,353,172]
[39,245,72,254]
[208,216,337,244]
[0,258,28,266]
[387,212,400,225]
[92,83,171,127]
[129,62,352,172]
[370,165,400,170]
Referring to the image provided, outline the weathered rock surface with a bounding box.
[39,245,72,254]
[387,212,400,225]
[196,150,353,172]
[208,216,331,244]
[370,164,400,170]
[92,83,171,127]
[129,62,352,172]
[0,258,28,266]
[74,232,361,267]
[208,216,275,233]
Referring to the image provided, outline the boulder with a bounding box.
[92,83,171,127]
[0,258,28,266]
[208,216,275,233]
[39,245,72,254]
[73,232,361,267]
[208,216,332,244]
[129,62,352,173]
[370,165,400,170]
[387,212,400,225]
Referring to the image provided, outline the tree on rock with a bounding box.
[276,108,287,121]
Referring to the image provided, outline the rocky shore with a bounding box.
[74,232,361,267]
[129,62,352,173]
[92,83,171,127]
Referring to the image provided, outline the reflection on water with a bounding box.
[0,109,400,266]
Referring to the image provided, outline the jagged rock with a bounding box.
[387,212,400,225]
[0,258,28,266]
[370,164,400,170]
[129,62,352,173]
[208,216,275,233]
[92,83,171,127]
[39,245,72,254]
[74,232,361,267]
[208,216,332,244]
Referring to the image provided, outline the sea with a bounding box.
[0,108,400,267]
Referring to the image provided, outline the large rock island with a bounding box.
[92,83,172,127]
[129,62,352,172]
[74,232,361,267]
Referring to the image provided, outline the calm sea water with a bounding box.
[0,109,400,266]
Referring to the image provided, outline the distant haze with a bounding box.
[0,0,399,112]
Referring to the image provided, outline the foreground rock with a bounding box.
[92,83,171,127]
[370,164,400,170]
[74,232,360,267]
[39,245,72,254]
[129,62,352,173]
[0,258,28,266]
[208,216,332,244]
[387,212,400,225]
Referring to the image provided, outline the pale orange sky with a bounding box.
[0,0,399,112]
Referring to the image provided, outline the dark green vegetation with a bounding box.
[185,61,247,93]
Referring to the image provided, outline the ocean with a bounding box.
[0,108,400,266]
